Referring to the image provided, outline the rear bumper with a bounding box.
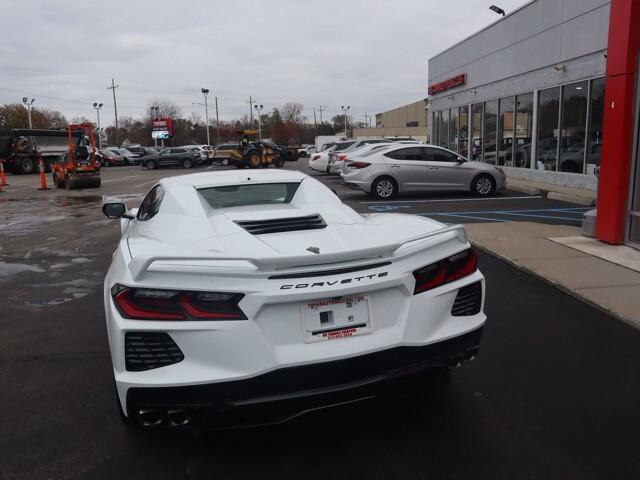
[125,326,483,427]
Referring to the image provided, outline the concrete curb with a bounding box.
[547,191,597,206]
[505,183,542,196]
[472,241,640,332]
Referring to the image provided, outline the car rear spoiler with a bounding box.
[128,224,468,281]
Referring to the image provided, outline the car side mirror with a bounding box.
[457,157,466,164]
[103,202,133,219]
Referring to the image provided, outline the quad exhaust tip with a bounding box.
[138,408,191,427]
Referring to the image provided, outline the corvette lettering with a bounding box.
[280,272,389,290]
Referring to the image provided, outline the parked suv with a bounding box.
[141,147,203,170]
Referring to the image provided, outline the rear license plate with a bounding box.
[302,295,371,343]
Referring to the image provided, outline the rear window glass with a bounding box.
[361,145,393,157]
[333,141,356,152]
[198,182,300,209]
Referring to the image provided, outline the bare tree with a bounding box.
[281,102,303,124]
[145,98,182,120]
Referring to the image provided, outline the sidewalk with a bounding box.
[465,222,640,329]
[506,177,597,206]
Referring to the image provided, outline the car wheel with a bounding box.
[221,158,229,166]
[21,157,34,174]
[52,173,64,188]
[183,158,193,169]
[274,155,286,168]
[372,176,397,200]
[145,160,156,170]
[471,174,495,196]
[103,160,110,167]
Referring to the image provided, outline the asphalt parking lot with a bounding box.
[2,161,640,479]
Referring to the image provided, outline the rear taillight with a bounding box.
[347,161,371,169]
[112,285,246,320]
[413,249,477,294]
[337,154,347,162]
[311,154,321,161]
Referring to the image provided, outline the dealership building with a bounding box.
[427,0,640,246]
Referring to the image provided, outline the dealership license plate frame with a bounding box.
[301,295,372,343]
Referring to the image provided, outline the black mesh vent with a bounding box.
[235,214,326,235]
[451,282,482,317]
[125,332,184,372]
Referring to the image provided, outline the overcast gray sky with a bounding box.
[0,0,526,125]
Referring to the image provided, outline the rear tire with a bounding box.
[371,176,397,200]
[21,157,34,174]
[274,155,286,168]
[182,158,193,169]
[244,149,261,168]
[145,160,157,170]
[471,174,495,196]
[52,173,64,188]
[221,158,229,166]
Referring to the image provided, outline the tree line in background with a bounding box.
[0,99,364,147]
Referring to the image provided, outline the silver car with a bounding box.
[340,144,506,199]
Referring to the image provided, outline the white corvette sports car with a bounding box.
[102,169,486,427]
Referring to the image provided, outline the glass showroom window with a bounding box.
[471,103,483,161]
[439,110,449,148]
[432,111,440,145]
[498,97,514,166]
[483,100,498,164]
[459,105,469,157]
[515,93,533,168]
[559,81,588,173]
[586,78,605,175]
[449,108,458,152]
[537,87,561,170]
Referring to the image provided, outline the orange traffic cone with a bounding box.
[0,159,7,187]
[38,157,50,191]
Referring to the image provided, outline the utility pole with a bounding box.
[107,78,119,146]
[318,105,327,124]
[215,96,220,145]
[201,88,210,145]
[248,96,254,124]
[93,102,104,149]
[313,108,317,132]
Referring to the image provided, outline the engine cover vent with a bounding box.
[235,214,327,235]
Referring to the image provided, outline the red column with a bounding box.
[596,0,640,244]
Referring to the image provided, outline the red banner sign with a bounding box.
[428,73,467,96]
[152,118,174,136]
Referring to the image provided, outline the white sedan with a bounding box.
[308,145,336,172]
[102,169,486,428]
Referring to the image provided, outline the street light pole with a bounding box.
[92,102,104,149]
[22,97,35,129]
[201,88,210,146]
[341,105,351,138]
[254,104,264,141]
[151,106,160,148]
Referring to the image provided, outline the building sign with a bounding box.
[152,117,173,139]
[428,73,467,96]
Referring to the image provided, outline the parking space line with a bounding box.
[427,213,513,222]
[360,195,543,204]
[492,211,583,221]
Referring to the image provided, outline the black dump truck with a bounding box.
[0,128,83,174]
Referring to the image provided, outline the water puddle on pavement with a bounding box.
[0,261,45,279]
